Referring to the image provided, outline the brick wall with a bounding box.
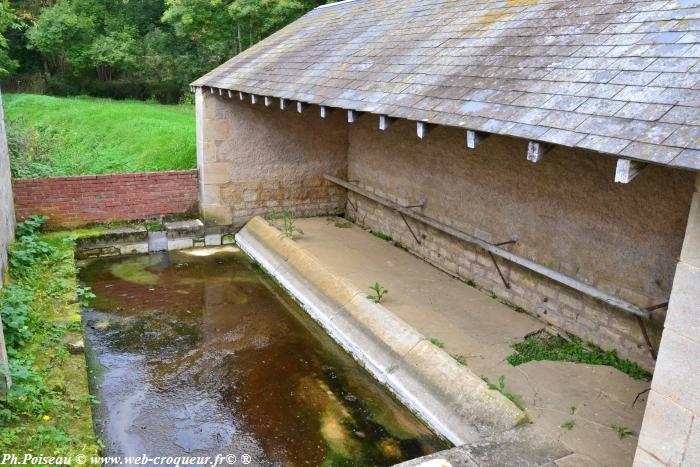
[13,170,198,227]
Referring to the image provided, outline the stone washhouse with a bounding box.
[192,0,700,465]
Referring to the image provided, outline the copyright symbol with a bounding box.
[76,454,87,464]
[225,454,237,464]
[241,454,251,465]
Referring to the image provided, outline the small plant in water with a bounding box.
[76,286,96,307]
[485,375,525,411]
[560,419,575,430]
[429,338,444,348]
[366,282,389,303]
[569,405,577,415]
[612,425,633,439]
[267,209,304,239]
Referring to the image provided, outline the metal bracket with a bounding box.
[399,211,421,245]
[396,201,425,244]
[488,240,517,289]
[636,302,668,361]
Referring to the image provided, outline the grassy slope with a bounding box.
[5,93,196,177]
[0,227,100,457]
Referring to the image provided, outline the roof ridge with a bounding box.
[315,0,362,10]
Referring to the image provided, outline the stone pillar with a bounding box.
[634,172,700,466]
[0,89,14,391]
[195,88,233,225]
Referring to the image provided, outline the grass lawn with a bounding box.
[4,93,196,178]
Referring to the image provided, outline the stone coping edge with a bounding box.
[235,216,527,446]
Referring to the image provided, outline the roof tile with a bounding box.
[194,0,700,170]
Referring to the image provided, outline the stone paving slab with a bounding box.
[292,217,651,467]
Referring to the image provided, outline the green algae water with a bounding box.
[80,247,450,466]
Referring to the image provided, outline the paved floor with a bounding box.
[293,218,651,467]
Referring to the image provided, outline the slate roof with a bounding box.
[193,0,700,170]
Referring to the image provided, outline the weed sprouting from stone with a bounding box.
[612,425,633,439]
[366,282,389,303]
[484,375,525,411]
[370,230,392,242]
[429,338,444,348]
[507,331,651,381]
[450,353,466,366]
[561,419,575,430]
[267,209,304,239]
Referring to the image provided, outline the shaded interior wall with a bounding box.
[0,91,14,287]
[197,90,348,226]
[346,118,694,370]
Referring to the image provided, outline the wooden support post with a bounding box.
[320,106,332,118]
[467,130,488,149]
[210,87,215,94]
[250,94,258,105]
[264,96,273,107]
[416,121,431,139]
[297,101,305,113]
[615,158,647,183]
[347,110,361,123]
[527,141,551,162]
[280,98,287,110]
[227,90,233,98]
[239,91,245,101]
[379,115,394,131]
[218,88,223,95]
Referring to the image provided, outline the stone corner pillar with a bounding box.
[634,172,700,466]
[195,87,232,226]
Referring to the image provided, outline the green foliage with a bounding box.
[485,375,525,411]
[267,208,304,239]
[5,94,195,177]
[366,282,388,304]
[370,230,393,242]
[0,0,18,76]
[450,353,466,366]
[145,221,164,232]
[9,0,328,101]
[507,332,651,381]
[76,286,95,307]
[429,337,444,348]
[560,419,575,430]
[0,219,99,456]
[611,425,633,439]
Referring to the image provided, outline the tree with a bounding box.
[0,0,18,76]
[25,0,94,74]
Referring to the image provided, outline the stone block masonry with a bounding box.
[13,170,198,227]
[0,90,15,389]
[346,118,694,372]
[0,91,14,287]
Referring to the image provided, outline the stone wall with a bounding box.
[346,118,694,370]
[0,91,14,287]
[635,173,700,465]
[13,170,198,227]
[196,89,347,227]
